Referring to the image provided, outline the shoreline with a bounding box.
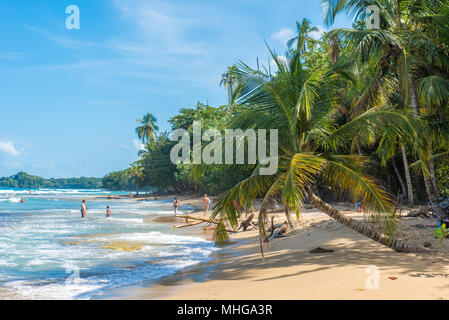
[97,195,449,300]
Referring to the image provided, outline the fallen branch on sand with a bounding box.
[176,214,219,224]
[264,217,289,242]
[238,213,258,231]
[406,206,432,218]
[203,226,237,233]
[173,221,204,228]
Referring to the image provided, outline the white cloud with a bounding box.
[271,28,295,44]
[133,139,145,151]
[0,53,20,60]
[310,26,325,40]
[270,55,289,72]
[0,140,19,156]
[113,0,212,57]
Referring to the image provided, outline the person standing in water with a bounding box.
[173,197,180,216]
[106,206,111,217]
[81,200,87,218]
[203,194,210,216]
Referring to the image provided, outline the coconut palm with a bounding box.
[127,162,144,195]
[136,113,159,147]
[220,65,239,105]
[287,18,320,54]
[322,0,449,218]
[209,44,429,253]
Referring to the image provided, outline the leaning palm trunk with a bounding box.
[284,206,295,228]
[428,146,440,198]
[429,160,439,197]
[306,188,429,253]
[424,173,448,220]
[400,144,414,206]
[392,160,407,199]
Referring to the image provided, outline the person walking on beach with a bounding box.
[173,197,180,216]
[81,200,87,218]
[106,206,111,217]
[203,194,210,216]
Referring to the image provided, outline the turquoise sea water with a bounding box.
[0,188,217,299]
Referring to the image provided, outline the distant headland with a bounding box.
[0,172,103,189]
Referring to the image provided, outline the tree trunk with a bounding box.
[409,78,420,116]
[392,159,407,199]
[135,182,139,196]
[424,174,448,220]
[356,143,362,156]
[284,206,294,228]
[428,146,440,198]
[306,188,430,253]
[400,144,414,206]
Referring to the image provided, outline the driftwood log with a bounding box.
[264,217,289,242]
[238,213,257,231]
[406,206,432,218]
[176,214,219,224]
[173,221,204,228]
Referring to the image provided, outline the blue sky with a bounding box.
[0,0,350,178]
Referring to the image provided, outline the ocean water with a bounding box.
[0,188,217,300]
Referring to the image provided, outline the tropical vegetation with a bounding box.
[0,171,103,189]
[104,0,449,252]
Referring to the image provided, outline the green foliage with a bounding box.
[139,133,178,192]
[434,224,449,243]
[102,170,135,191]
[437,165,449,197]
[0,172,103,189]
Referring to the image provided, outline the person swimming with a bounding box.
[81,200,87,218]
[106,206,111,217]
[20,198,25,203]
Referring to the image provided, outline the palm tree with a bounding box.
[287,18,320,54]
[136,113,159,147]
[127,162,144,195]
[322,0,449,218]
[220,65,239,105]
[209,46,428,253]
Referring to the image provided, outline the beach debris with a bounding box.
[173,221,204,228]
[176,214,219,224]
[238,213,258,232]
[309,247,334,253]
[387,276,398,280]
[406,206,432,218]
[264,218,289,242]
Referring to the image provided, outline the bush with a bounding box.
[437,165,449,198]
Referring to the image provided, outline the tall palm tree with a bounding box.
[127,162,144,195]
[287,18,320,54]
[136,113,159,147]
[209,47,428,253]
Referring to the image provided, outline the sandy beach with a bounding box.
[99,195,449,300]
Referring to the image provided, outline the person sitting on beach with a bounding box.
[106,206,111,217]
[81,200,87,218]
[173,197,180,216]
[203,194,210,216]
